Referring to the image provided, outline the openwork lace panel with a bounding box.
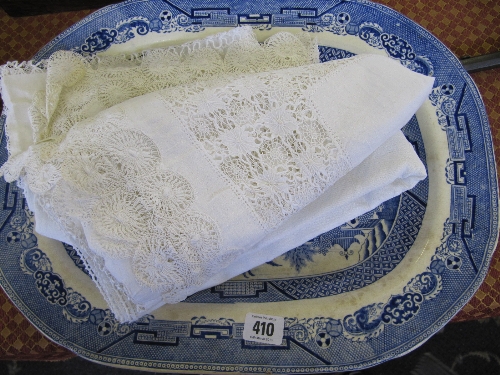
[158,59,357,229]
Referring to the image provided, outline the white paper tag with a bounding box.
[243,312,285,345]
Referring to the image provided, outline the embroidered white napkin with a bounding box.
[0,28,434,322]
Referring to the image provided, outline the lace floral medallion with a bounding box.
[159,60,356,229]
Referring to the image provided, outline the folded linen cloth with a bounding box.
[0,28,434,322]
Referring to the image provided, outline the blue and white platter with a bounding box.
[0,0,498,372]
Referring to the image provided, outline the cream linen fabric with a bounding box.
[0,27,434,322]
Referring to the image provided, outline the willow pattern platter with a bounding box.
[0,0,497,372]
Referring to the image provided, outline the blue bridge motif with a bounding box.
[134,320,191,345]
[211,281,267,298]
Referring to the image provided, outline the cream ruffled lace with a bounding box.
[2,27,318,148]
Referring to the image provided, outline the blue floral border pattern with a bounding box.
[72,8,433,78]
[13,202,457,345]
[74,11,204,55]
[341,219,460,341]
[12,202,132,336]
[337,79,477,341]
[3,0,496,372]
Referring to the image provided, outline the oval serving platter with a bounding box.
[0,0,498,372]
